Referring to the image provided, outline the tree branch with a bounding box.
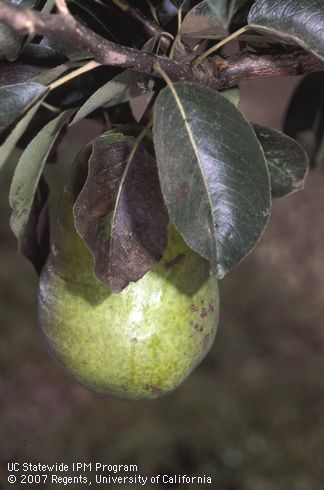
[210,51,324,89]
[0,1,196,80]
[0,0,323,90]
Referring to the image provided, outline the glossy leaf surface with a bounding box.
[0,86,48,171]
[0,82,46,134]
[153,82,271,278]
[248,0,324,61]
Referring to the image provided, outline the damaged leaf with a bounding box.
[182,0,228,39]
[17,176,50,274]
[73,133,168,292]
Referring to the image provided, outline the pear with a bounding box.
[38,151,219,400]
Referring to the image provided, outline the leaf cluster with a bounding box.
[1,0,322,291]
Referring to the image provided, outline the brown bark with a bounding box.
[0,1,323,90]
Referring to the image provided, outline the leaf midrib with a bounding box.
[166,83,218,266]
[108,137,135,265]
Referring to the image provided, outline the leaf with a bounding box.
[253,124,309,198]
[68,0,117,40]
[0,36,64,88]
[0,62,50,87]
[221,86,240,107]
[283,72,324,167]
[16,0,57,60]
[74,133,168,292]
[0,0,38,61]
[248,0,324,61]
[70,70,145,125]
[67,0,141,46]
[236,31,286,49]
[30,62,81,86]
[9,110,73,268]
[20,42,66,65]
[0,82,46,134]
[0,86,48,171]
[207,0,249,28]
[16,176,50,274]
[39,35,90,62]
[42,0,56,12]
[182,0,228,39]
[153,82,271,278]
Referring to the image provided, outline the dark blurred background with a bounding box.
[1,76,324,490]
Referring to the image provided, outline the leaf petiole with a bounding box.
[153,62,174,91]
[48,60,100,91]
[192,25,249,68]
[41,101,61,113]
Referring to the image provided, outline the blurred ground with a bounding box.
[1,77,324,490]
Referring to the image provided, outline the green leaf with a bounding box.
[248,0,324,61]
[0,86,48,171]
[30,62,81,86]
[70,70,145,126]
[41,0,56,12]
[153,82,271,278]
[73,133,168,292]
[182,0,228,39]
[207,0,249,28]
[253,124,309,198]
[221,86,240,107]
[9,110,73,264]
[0,82,46,134]
[283,73,324,167]
[0,0,38,61]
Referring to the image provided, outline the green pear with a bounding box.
[38,151,219,400]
